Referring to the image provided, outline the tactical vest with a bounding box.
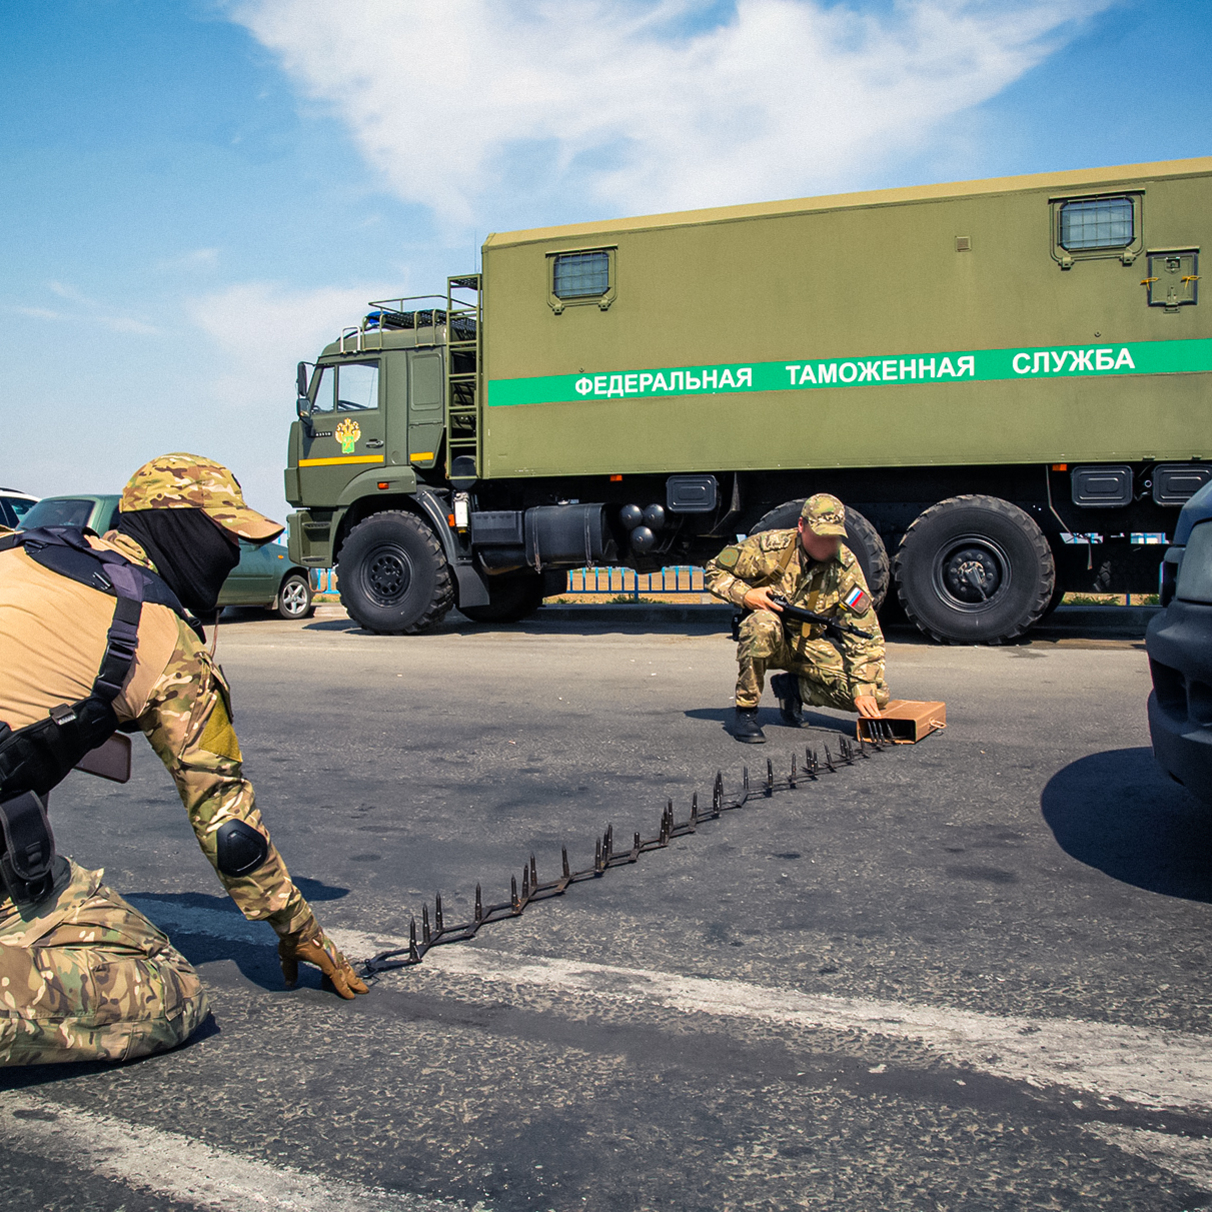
[0,527,198,905]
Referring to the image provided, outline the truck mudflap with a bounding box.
[410,487,490,608]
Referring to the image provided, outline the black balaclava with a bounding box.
[116,508,241,618]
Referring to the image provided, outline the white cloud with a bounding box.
[228,0,1112,226]
[40,280,161,334]
[188,280,390,411]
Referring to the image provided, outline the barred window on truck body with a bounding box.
[553,251,610,299]
[1059,196,1134,251]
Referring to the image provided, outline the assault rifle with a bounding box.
[768,594,873,641]
[730,593,874,644]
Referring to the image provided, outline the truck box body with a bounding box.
[479,158,1210,479]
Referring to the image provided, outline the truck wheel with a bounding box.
[894,495,1054,644]
[460,574,546,623]
[338,511,453,634]
[749,498,890,609]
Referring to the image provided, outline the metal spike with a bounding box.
[562,847,571,880]
[713,771,724,815]
[742,766,750,797]
[824,744,835,773]
[422,904,431,944]
[604,824,613,857]
[511,874,519,910]
[530,854,538,888]
[521,864,530,899]
[765,758,774,795]
[856,733,869,758]
[435,892,444,931]
[475,883,483,922]
[789,751,797,788]
[595,837,603,871]
[409,916,419,960]
[633,831,641,854]
[691,791,699,824]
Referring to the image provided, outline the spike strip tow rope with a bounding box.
[363,726,900,975]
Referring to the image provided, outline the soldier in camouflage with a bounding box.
[0,453,367,1067]
[704,493,889,743]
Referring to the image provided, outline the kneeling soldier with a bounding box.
[0,453,367,1067]
[705,494,890,743]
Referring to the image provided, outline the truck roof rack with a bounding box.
[337,295,477,353]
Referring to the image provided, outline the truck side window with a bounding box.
[312,362,380,413]
[553,251,610,299]
[1058,196,1134,251]
[548,247,617,313]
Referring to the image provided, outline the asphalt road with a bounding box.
[2,606,1210,1211]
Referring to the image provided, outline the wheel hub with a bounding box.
[366,546,412,604]
[935,541,1007,609]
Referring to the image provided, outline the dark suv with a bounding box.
[1146,480,1212,804]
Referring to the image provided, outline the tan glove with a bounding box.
[279,926,369,999]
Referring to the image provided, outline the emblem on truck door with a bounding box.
[334,419,362,454]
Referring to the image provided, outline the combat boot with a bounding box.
[770,673,802,727]
[732,706,766,744]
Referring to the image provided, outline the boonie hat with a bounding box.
[120,453,284,543]
[801,493,847,537]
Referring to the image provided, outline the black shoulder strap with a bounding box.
[8,526,200,634]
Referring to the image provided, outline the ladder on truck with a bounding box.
[445,275,482,476]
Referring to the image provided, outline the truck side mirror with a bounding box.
[296,361,310,400]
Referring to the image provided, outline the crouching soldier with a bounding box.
[705,494,890,743]
[0,453,367,1066]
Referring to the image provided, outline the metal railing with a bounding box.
[310,566,709,599]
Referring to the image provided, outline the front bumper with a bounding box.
[1145,600,1212,805]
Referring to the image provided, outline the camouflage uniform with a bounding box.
[705,498,889,713]
[0,454,363,1066]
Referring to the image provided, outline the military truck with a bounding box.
[285,156,1211,642]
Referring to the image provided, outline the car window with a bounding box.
[1177,521,1212,605]
[19,498,96,530]
[2,496,35,526]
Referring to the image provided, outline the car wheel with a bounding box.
[893,495,1055,644]
[748,497,890,609]
[338,510,453,634]
[276,572,315,620]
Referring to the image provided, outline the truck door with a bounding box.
[297,359,385,506]
[407,350,444,470]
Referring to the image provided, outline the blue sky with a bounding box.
[2,0,1210,518]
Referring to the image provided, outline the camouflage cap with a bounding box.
[120,453,284,542]
[800,492,847,537]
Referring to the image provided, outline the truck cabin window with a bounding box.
[1058,196,1134,251]
[552,250,610,299]
[312,362,380,412]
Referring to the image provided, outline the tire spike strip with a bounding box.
[365,742,894,974]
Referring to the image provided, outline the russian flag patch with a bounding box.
[843,585,870,614]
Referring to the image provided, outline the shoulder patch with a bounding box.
[715,546,740,569]
[842,584,871,614]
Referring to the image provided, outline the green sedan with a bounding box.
[18,493,314,620]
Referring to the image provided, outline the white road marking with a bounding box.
[132,900,1212,1114]
[0,1093,482,1212]
[1084,1123,1212,1193]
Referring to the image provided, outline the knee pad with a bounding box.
[215,820,269,877]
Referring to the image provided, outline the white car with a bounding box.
[0,489,38,529]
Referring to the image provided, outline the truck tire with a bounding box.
[893,495,1054,644]
[749,499,889,609]
[460,573,546,623]
[338,511,453,634]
